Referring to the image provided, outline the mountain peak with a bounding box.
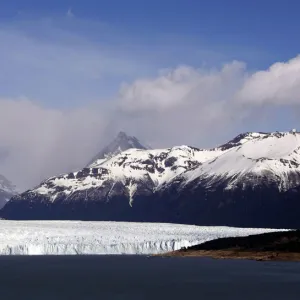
[88,132,150,167]
[216,132,266,151]
[217,131,300,151]
[117,131,128,138]
[0,174,17,209]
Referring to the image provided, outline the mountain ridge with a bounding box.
[2,130,300,228]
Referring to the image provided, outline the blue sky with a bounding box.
[0,0,299,108]
[1,0,300,188]
[1,0,299,63]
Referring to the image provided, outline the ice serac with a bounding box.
[3,131,300,228]
[0,221,283,255]
[0,174,16,209]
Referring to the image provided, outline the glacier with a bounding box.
[0,221,285,255]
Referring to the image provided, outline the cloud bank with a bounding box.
[0,98,110,190]
[115,56,300,147]
[237,55,300,105]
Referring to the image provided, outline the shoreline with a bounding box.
[160,250,300,261]
[158,230,300,262]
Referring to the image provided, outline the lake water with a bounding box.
[1,256,300,300]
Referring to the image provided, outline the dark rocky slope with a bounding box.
[164,230,300,261]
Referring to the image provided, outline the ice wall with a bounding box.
[0,221,285,255]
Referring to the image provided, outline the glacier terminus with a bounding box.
[0,221,284,255]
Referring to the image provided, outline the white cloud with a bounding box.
[0,98,110,190]
[115,56,300,148]
[237,55,300,105]
[119,62,246,113]
[116,61,247,147]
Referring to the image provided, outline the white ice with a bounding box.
[0,220,285,255]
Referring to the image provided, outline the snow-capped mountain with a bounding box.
[156,130,300,228]
[2,130,300,228]
[87,131,150,167]
[0,174,16,209]
[26,145,223,203]
[171,130,300,191]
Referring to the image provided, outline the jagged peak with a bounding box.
[114,131,143,146]
[116,131,129,138]
[87,131,150,167]
[115,131,131,140]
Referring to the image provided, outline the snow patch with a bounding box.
[128,181,137,207]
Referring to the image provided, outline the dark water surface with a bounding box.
[1,255,300,300]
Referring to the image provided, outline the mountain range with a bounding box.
[1,130,300,229]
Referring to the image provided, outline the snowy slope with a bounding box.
[28,145,225,205]
[0,174,16,209]
[0,221,283,255]
[90,146,224,188]
[180,131,300,191]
